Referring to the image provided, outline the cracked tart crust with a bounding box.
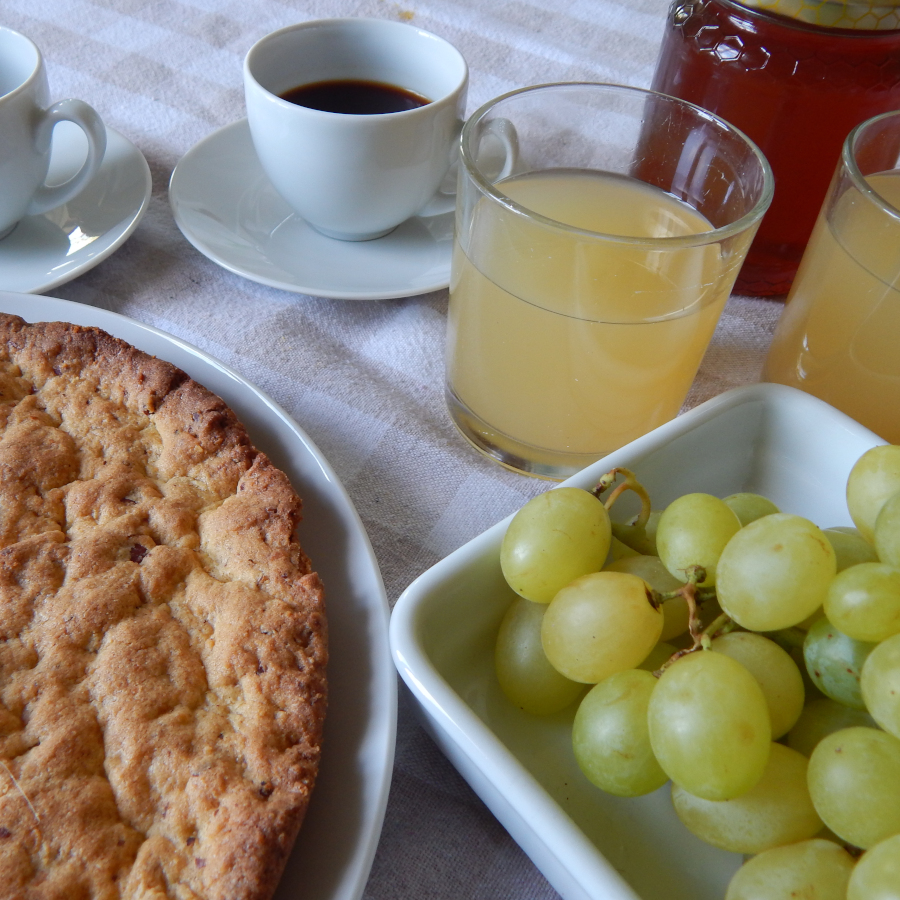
[0,314,327,900]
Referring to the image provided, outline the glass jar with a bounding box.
[651,0,900,296]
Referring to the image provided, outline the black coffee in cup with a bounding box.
[280,79,430,115]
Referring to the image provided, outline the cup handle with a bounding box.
[26,99,107,216]
[417,117,520,219]
[479,117,518,181]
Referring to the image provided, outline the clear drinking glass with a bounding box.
[764,110,900,443]
[445,83,773,480]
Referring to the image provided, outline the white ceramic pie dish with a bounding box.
[0,293,395,900]
[390,383,884,900]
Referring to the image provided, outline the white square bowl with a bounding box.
[390,383,885,900]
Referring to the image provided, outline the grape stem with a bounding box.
[592,468,652,529]
[592,470,741,674]
[652,567,735,675]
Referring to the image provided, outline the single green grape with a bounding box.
[500,487,611,604]
[724,492,780,526]
[572,669,667,797]
[494,596,584,715]
[672,743,821,854]
[803,617,876,709]
[607,535,641,562]
[875,490,900,570]
[824,561,900,643]
[846,444,900,543]
[605,555,688,641]
[611,509,662,556]
[541,571,663,684]
[807,726,900,849]
[725,839,855,900]
[716,514,837,631]
[828,524,866,536]
[655,493,741,586]
[647,650,771,801]
[824,525,880,572]
[763,628,828,703]
[710,632,805,739]
[847,833,900,900]
[786,696,877,757]
[861,631,900,741]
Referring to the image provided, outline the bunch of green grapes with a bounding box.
[493,448,900,898]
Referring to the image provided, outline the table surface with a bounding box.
[3,1,785,897]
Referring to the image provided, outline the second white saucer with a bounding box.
[169,119,455,301]
[0,124,151,294]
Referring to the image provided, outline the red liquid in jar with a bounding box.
[651,0,900,296]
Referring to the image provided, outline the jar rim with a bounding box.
[712,0,900,33]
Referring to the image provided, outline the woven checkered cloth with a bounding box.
[2,1,784,897]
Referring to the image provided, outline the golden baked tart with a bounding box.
[0,314,327,900]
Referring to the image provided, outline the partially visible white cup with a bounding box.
[244,18,468,241]
[0,27,107,239]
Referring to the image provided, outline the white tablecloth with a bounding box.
[2,1,784,896]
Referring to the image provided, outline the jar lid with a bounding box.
[740,0,900,29]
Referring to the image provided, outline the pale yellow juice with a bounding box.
[764,171,900,443]
[446,169,735,475]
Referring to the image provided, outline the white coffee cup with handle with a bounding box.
[0,27,107,240]
[244,18,468,242]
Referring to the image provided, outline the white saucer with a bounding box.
[168,119,454,300]
[0,124,151,294]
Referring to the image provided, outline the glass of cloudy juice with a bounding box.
[764,110,900,442]
[445,83,773,479]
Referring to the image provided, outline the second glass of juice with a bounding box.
[764,109,900,442]
[445,83,773,479]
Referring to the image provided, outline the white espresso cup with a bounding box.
[0,27,107,239]
[244,18,468,241]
